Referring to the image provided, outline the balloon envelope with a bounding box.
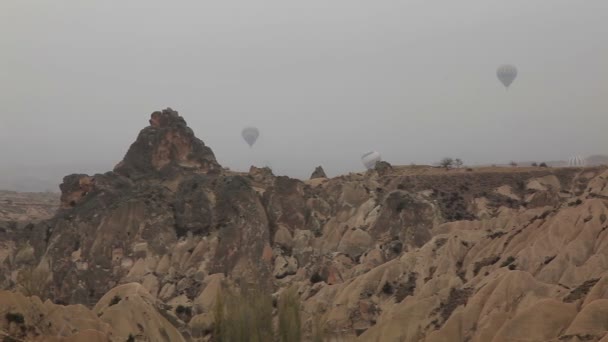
[568,156,586,167]
[361,151,381,170]
[496,64,517,88]
[241,127,259,147]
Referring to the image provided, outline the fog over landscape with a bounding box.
[4,3,608,341]
[1,0,606,190]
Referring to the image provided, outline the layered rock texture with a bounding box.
[2,109,608,341]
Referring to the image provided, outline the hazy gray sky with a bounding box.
[1,0,606,186]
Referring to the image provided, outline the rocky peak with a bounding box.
[310,166,327,179]
[374,160,393,175]
[59,174,94,209]
[249,165,275,184]
[114,108,220,179]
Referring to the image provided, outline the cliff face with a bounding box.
[2,109,608,341]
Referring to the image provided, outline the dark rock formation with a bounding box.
[310,166,327,179]
[114,108,220,179]
[59,174,94,209]
[248,165,275,184]
[374,160,393,175]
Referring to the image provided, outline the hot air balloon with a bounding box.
[241,127,259,147]
[497,64,517,89]
[568,156,586,167]
[361,151,381,170]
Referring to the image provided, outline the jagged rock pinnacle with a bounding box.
[114,108,220,179]
[310,166,327,179]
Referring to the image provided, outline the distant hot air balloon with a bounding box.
[568,156,586,167]
[497,64,518,89]
[361,151,381,170]
[241,127,259,147]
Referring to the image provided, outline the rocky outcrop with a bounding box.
[114,108,220,179]
[59,174,94,209]
[0,290,114,341]
[374,160,393,175]
[2,108,608,341]
[93,283,185,342]
[310,166,327,179]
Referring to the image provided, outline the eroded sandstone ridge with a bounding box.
[1,109,608,341]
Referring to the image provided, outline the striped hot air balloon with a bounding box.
[568,156,586,167]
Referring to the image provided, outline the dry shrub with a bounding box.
[213,285,273,342]
[311,312,328,342]
[16,266,50,299]
[278,286,302,342]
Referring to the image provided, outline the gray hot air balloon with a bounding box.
[496,64,518,89]
[361,151,381,170]
[241,127,259,147]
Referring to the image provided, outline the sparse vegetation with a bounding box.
[311,313,328,342]
[310,272,324,284]
[16,266,49,299]
[564,279,600,303]
[454,158,464,169]
[531,162,538,167]
[395,199,408,212]
[175,305,193,322]
[278,287,302,342]
[213,285,274,342]
[213,283,305,342]
[382,282,394,295]
[473,255,500,276]
[544,255,556,265]
[176,305,191,315]
[109,295,122,306]
[509,161,518,167]
[395,273,418,302]
[487,231,506,239]
[500,256,516,267]
[5,312,24,325]
[439,158,454,170]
